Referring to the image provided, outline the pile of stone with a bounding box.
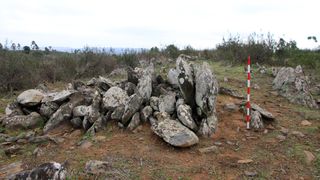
[272,65,318,109]
[1,55,219,148]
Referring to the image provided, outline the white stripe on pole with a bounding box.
[247,94,250,102]
[247,80,250,87]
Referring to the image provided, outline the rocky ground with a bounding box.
[0,57,320,179]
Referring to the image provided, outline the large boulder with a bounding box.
[158,92,176,114]
[8,162,67,180]
[43,93,84,133]
[167,68,179,87]
[39,102,59,119]
[137,64,154,102]
[5,102,23,117]
[42,90,75,103]
[176,55,195,108]
[17,89,44,106]
[194,62,219,116]
[272,66,318,108]
[121,94,143,125]
[177,104,197,131]
[102,87,128,111]
[1,112,43,129]
[151,118,199,147]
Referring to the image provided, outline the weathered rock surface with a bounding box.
[176,55,195,107]
[141,106,153,122]
[8,162,67,180]
[273,66,318,108]
[103,87,128,110]
[177,104,197,131]
[167,68,179,87]
[111,105,125,120]
[5,102,23,117]
[150,96,159,111]
[194,62,219,116]
[127,112,141,131]
[151,118,199,147]
[1,112,43,129]
[17,89,44,106]
[158,92,176,114]
[121,94,143,125]
[251,103,274,120]
[39,102,59,119]
[70,117,83,128]
[198,114,218,137]
[42,90,74,103]
[137,64,154,102]
[219,87,244,99]
[250,110,264,130]
[73,105,89,117]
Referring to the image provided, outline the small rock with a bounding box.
[280,127,289,135]
[127,112,141,131]
[214,142,222,146]
[141,106,153,122]
[70,117,83,128]
[244,170,258,177]
[301,120,312,126]
[5,145,21,156]
[70,129,82,137]
[33,147,44,157]
[304,150,315,165]
[158,92,176,114]
[224,103,238,112]
[237,159,253,164]
[277,135,286,141]
[292,131,305,137]
[150,96,160,111]
[92,136,106,142]
[198,145,218,154]
[223,77,228,82]
[111,105,125,120]
[17,89,44,106]
[79,140,93,149]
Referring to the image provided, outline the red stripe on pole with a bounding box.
[246,56,251,129]
[247,87,250,94]
[248,56,251,65]
[248,73,251,80]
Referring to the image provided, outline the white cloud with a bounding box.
[0,0,319,49]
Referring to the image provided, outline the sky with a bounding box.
[0,0,319,49]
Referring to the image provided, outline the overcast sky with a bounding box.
[0,0,319,49]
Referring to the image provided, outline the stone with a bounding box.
[17,89,44,106]
[237,159,253,164]
[121,94,143,125]
[5,102,23,117]
[271,67,280,77]
[301,120,312,126]
[280,127,289,135]
[95,76,115,91]
[84,160,125,177]
[8,162,67,180]
[253,84,261,90]
[176,98,185,108]
[102,87,128,111]
[39,102,59,119]
[250,110,264,130]
[127,67,143,85]
[277,135,286,141]
[158,92,176,114]
[124,82,136,96]
[72,105,89,117]
[0,161,23,179]
[111,105,125,120]
[127,112,141,131]
[153,112,170,122]
[1,112,43,129]
[244,171,258,177]
[198,114,218,137]
[150,96,159,111]
[82,116,92,131]
[291,131,305,137]
[273,66,318,108]
[42,90,75,103]
[194,62,219,116]
[151,118,199,147]
[79,140,93,149]
[198,145,218,154]
[70,117,83,128]
[223,77,228,82]
[141,106,153,122]
[219,87,244,99]
[304,150,315,165]
[33,147,44,157]
[137,64,154,102]
[176,55,195,107]
[223,103,238,112]
[251,103,274,120]
[167,68,179,87]
[177,104,197,131]
[5,145,21,156]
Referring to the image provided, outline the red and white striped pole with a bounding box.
[246,56,251,129]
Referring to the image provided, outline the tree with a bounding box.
[11,43,16,51]
[23,46,31,54]
[165,44,180,58]
[307,36,317,43]
[31,41,39,50]
[17,43,21,50]
[0,43,3,50]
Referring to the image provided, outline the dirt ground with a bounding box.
[0,62,319,179]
